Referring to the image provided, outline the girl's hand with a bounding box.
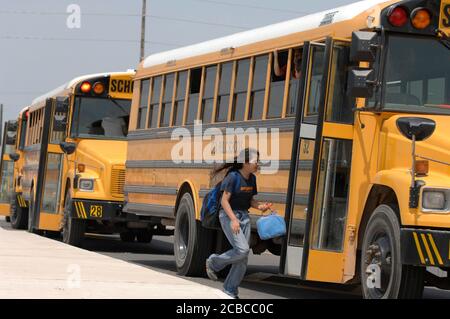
[258,202,273,213]
[231,219,240,235]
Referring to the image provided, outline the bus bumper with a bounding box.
[401,228,450,267]
[71,199,126,221]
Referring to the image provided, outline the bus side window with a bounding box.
[160,73,175,128]
[249,55,269,121]
[232,58,250,122]
[215,62,233,123]
[268,50,288,118]
[149,76,162,128]
[201,65,217,124]
[137,79,150,129]
[287,47,303,117]
[173,71,188,126]
[304,46,325,123]
[186,68,202,125]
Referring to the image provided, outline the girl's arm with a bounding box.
[221,191,240,234]
[251,198,273,212]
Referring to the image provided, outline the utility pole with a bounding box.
[140,0,147,62]
[0,104,3,142]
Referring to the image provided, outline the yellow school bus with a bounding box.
[0,121,19,222]
[22,71,153,246]
[125,0,450,298]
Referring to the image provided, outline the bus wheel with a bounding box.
[174,193,213,277]
[361,204,424,299]
[5,216,10,223]
[10,196,29,230]
[62,193,85,247]
[136,230,153,243]
[120,231,136,242]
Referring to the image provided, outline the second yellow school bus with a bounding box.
[20,71,154,246]
[125,0,450,298]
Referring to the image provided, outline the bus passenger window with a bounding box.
[149,76,162,128]
[173,71,188,126]
[137,79,150,129]
[287,48,303,117]
[186,68,202,125]
[201,66,217,124]
[249,55,268,121]
[232,58,250,122]
[160,73,175,128]
[216,62,233,123]
[268,50,288,118]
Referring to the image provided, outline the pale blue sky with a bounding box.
[0,0,357,121]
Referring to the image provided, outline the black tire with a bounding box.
[5,216,10,223]
[174,193,214,277]
[62,192,85,247]
[10,195,29,230]
[120,231,136,242]
[361,204,424,299]
[136,230,153,243]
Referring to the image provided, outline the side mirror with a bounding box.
[347,69,376,98]
[9,153,20,162]
[53,114,67,132]
[55,97,69,113]
[59,142,76,155]
[396,117,436,141]
[350,31,378,63]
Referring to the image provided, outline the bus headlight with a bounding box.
[79,178,94,191]
[422,189,448,211]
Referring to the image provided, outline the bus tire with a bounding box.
[136,230,153,243]
[5,216,10,223]
[62,192,85,247]
[361,204,424,299]
[174,193,214,277]
[10,196,28,230]
[120,231,136,242]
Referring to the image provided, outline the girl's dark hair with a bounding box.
[213,148,259,177]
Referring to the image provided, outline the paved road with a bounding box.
[1,218,449,299]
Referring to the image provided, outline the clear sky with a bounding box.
[0,0,358,121]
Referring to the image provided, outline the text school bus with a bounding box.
[17,71,154,246]
[0,121,19,222]
[125,0,450,298]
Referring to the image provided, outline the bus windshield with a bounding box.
[383,35,450,115]
[72,97,131,139]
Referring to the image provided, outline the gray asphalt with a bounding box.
[1,218,449,299]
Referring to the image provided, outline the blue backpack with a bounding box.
[201,171,240,229]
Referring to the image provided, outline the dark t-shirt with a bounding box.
[220,170,258,211]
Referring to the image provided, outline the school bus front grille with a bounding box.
[111,167,125,198]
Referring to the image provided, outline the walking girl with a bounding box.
[205,148,273,299]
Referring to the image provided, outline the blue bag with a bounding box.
[200,182,223,230]
[256,212,287,240]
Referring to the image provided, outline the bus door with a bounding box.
[29,97,69,231]
[0,121,18,217]
[282,38,354,283]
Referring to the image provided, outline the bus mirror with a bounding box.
[350,31,378,63]
[9,153,20,162]
[53,114,67,132]
[347,68,376,98]
[396,117,436,142]
[5,131,17,145]
[55,97,69,113]
[59,142,76,155]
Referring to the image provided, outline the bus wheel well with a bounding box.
[357,185,400,251]
[174,183,194,217]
